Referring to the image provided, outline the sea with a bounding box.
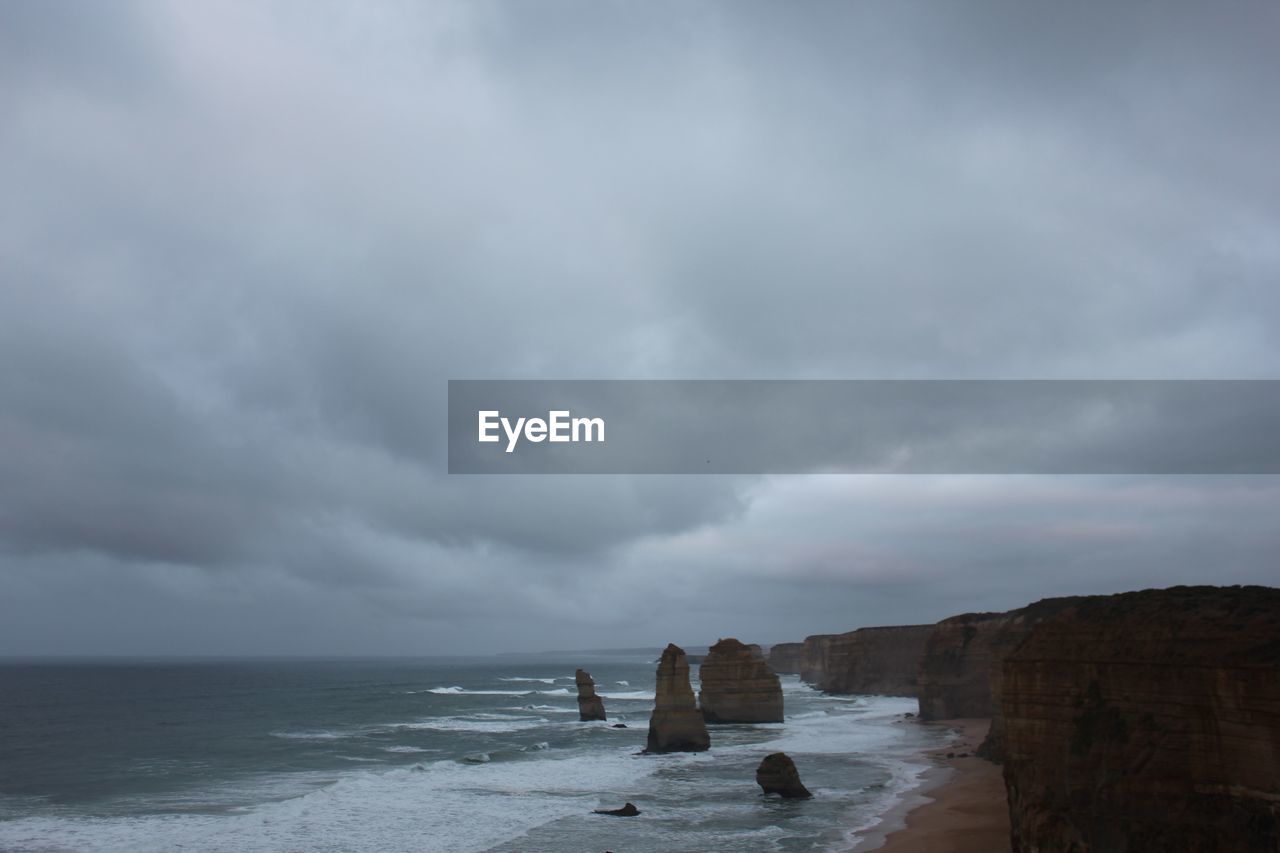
[0,656,946,852]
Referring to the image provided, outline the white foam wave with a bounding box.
[425,686,531,696]
[598,690,654,701]
[498,677,557,684]
[395,716,549,734]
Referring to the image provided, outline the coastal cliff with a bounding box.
[917,598,1086,762]
[698,638,784,723]
[795,627,931,695]
[819,625,932,695]
[1001,585,1280,852]
[917,611,1008,721]
[767,642,805,674]
[646,643,711,753]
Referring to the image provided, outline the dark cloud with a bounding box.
[0,1,1277,655]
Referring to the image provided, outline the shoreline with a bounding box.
[849,718,1011,853]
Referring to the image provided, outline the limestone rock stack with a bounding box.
[575,668,607,722]
[1001,586,1280,852]
[698,638,784,723]
[755,752,812,799]
[645,643,710,753]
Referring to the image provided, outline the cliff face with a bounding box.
[698,638,784,723]
[816,625,933,695]
[645,643,711,753]
[575,668,606,721]
[767,642,805,674]
[798,634,835,686]
[917,611,1010,721]
[1001,585,1280,853]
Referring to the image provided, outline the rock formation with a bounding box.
[755,752,812,799]
[917,611,1009,721]
[575,668,607,721]
[798,634,836,686]
[1000,585,1280,853]
[817,625,932,695]
[767,642,805,674]
[916,598,1086,762]
[794,626,932,695]
[698,638,784,723]
[593,802,640,816]
[645,643,711,753]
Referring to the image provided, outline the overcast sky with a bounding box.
[2,1,1278,656]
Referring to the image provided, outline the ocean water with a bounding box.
[0,657,944,852]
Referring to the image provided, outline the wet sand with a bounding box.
[852,718,1011,853]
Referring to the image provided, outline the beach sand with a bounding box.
[853,718,1011,853]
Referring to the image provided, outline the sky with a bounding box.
[2,1,1278,656]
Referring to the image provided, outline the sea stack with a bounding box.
[755,752,812,799]
[575,669,607,721]
[698,638,784,723]
[1001,586,1280,852]
[645,643,710,753]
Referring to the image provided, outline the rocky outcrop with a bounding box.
[917,611,1009,721]
[575,669,607,721]
[593,803,640,816]
[798,634,836,685]
[767,642,805,674]
[645,643,711,753]
[917,598,1087,763]
[794,627,931,695]
[815,625,933,695]
[756,752,812,799]
[698,638,784,723]
[1001,585,1280,853]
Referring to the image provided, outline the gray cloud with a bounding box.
[1,1,1278,655]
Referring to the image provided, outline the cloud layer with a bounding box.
[2,1,1278,654]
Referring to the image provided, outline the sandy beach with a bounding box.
[853,718,1011,853]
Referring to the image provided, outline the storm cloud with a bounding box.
[2,1,1277,655]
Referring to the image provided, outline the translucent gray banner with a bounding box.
[447,380,1280,474]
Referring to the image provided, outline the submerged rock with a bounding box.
[575,668,607,721]
[698,638,783,723]
[593,802,640,817]
[755,752,812,799]
[645,643,710,753]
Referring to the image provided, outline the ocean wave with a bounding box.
[498,677,557,684]
[395,716,550,734]
[597,690,654,701]
[424,686,532,696]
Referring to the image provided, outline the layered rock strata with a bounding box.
[698,638,784,723]
[917,611,1009,721]
[575,668,607,722]
[1001,585,1280,853]
[766,642,805,674]
[756,752,812,799]
[816,625,933,695]
[645,643,710,753]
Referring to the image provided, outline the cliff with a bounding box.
[917,611,1010,721]
[816,625,933,695]
[1001,585,1280,852]
[798,634,836,686]
[645,643,711,753]
[917,597,1087,763]
[698,638,784,723]
[767,642,806,674]
[575,668,606,721]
